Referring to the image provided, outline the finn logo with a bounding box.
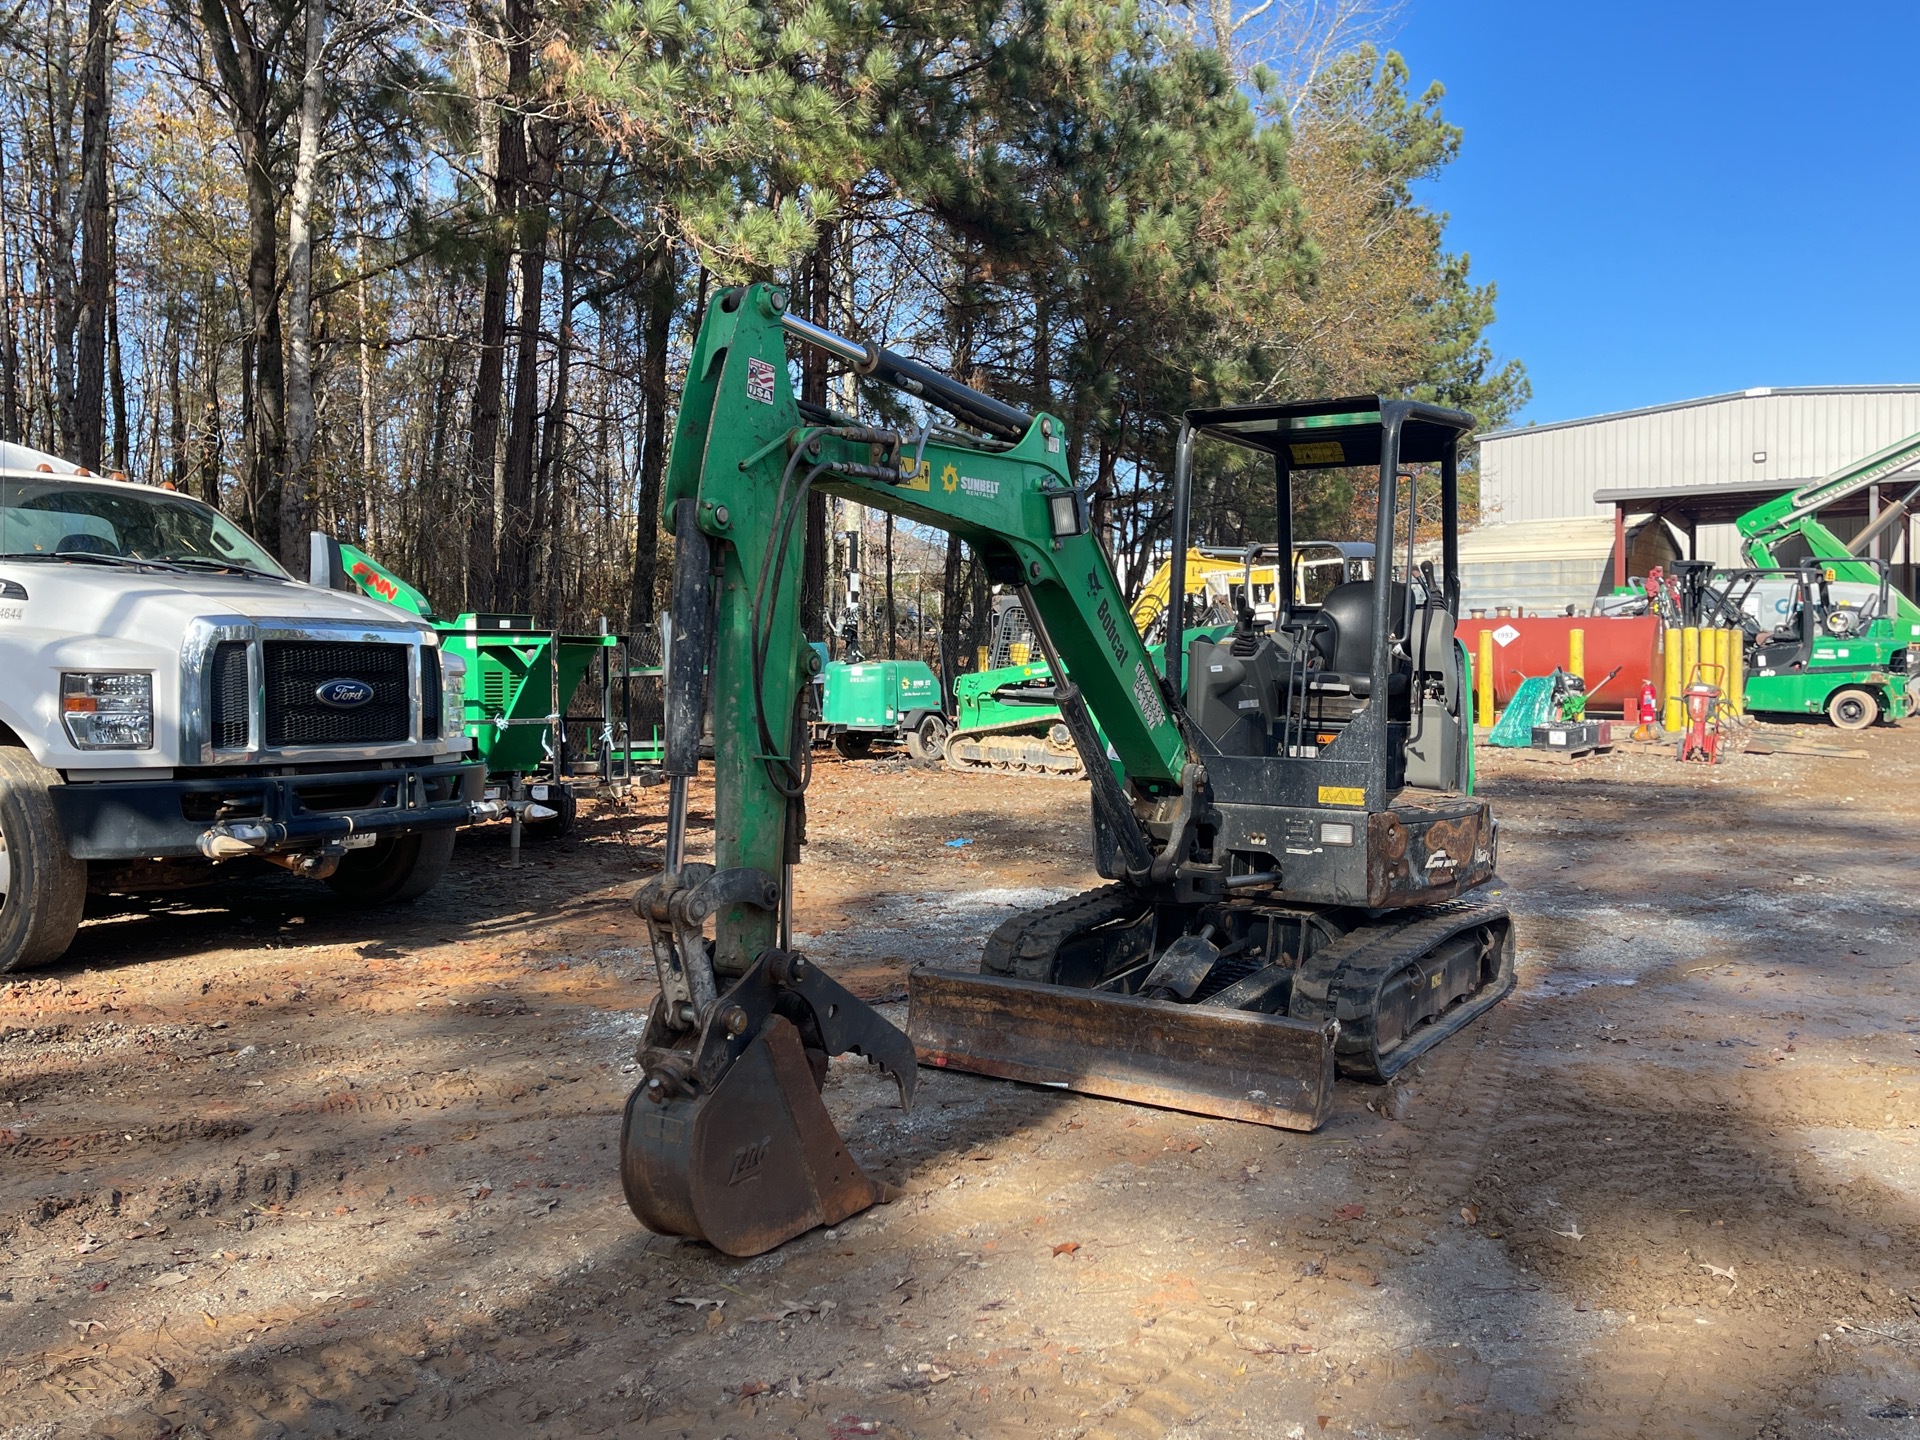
[315,678,374,709]
[728,1136,772,1185]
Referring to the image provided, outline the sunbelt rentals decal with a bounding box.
[940,462,1000,500]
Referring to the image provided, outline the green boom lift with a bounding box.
[1733,431,1920,720]
[621,284,1513,1256]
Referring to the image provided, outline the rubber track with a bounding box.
[1290,899,1515,1082]
[978,882,1148,980]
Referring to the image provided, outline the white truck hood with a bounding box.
[0,559,443,770]
[0,560,422,635]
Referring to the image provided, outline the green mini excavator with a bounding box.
[623,284,1515,1257]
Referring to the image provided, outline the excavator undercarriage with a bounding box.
[620,285,1516,1257]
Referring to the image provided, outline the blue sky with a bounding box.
[1391,0,1920,427]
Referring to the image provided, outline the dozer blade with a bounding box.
[621,1015,897,1257]
[907,966,1338,1130]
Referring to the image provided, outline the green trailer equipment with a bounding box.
[814,654,947,759]
[310,536,622,835]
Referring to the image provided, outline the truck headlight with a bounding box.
[62,671,154,749]
[439,650,467,735]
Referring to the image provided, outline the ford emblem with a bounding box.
[315,678,374,709]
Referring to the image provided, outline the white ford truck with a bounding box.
[0,441,486,972]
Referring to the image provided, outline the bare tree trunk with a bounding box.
[72,0,111,470]
[496,115,552,612]
[164,309,187,488]
[282,0,329,556]
[629,239,674,634]
[938,535,965,691]
[106,183,127,470]
[47,0,80,457]
[0,134,20,441]
[463,0,531,609]
[533,230,576,615]
[884,512,896,659]
[357,269,375,536]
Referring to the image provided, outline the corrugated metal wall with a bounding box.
[1478,387,1920,567]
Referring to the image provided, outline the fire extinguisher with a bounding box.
[1634,678,1659,740]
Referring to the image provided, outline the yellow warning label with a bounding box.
[1290,440,1345,465]
[900,457,931,492]
[1317,785,1365,807]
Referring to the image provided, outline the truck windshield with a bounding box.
[0,478,286,576]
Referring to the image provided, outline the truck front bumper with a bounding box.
[50,759,487,861]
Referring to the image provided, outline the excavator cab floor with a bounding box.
[908,967,1338,1129]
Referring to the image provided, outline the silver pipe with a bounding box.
[663,775,689,876]
[779,312,876,373]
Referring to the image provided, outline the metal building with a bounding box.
[1476,385,1920,599]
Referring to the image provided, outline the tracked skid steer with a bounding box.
[623,284,1514,1256]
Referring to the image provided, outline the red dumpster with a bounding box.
[1454,614,1662,715]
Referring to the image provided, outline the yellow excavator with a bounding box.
[624,285,1513,1256]
[948,543,1375,777]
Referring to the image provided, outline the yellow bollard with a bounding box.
[976,645,989,671]
[1729,630,1745,717]
[1477,628,1495,731]
[1568,627,1586,686]
[1663,626,1684,732]
[1682,625,1700,687]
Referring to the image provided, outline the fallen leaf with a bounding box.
[1554,1225,1585,1241]
[1333,1204,1365,1221]
[1699,1263,1736,1282]
[1051,1241,1080,1257]
[310,1290,346,1302]
[916,1363,953,1383]
[150,1270,192,1288]
[68,1318,107,1335]
[1460,1204,1480,1226]
[672,1295,725,1312]
[737,1380,771,1398]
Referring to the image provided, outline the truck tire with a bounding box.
[325,828,457,906]
[1826,687,1879,731]
[832,731,873,760]
[0,747,87,973]
[523,785,577,841]
[905,713,950,764]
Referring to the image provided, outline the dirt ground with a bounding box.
[4,720,1920,1440]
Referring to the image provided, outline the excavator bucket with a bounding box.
[908,966,1338,1130]
[620,942,918,1258]
[621,1015,897,1257]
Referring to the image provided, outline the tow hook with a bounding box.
[197,819,290,858]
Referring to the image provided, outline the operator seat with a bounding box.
[1312,580,1411,703]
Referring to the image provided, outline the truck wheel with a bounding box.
[0,748,87,973]
[905,714,949,764]
[523,785,577,841]
[1827,688,1879,731]
[832,732,873,760]
[325,828,457,906]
